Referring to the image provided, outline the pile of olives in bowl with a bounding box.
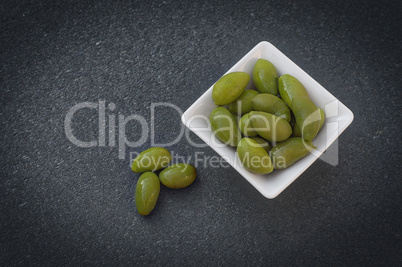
[209,59,325,175]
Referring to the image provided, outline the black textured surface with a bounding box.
[1,0,401,265]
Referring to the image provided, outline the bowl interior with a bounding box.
[182,41,354,198]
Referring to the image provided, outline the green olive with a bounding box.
[209,107,242,146]
[252,93,291,122]
[253,59,278,95]
[249,136,272,153]
[278,74,309,109]
[293,107,325,137]
[135,172,160,216]
[291,96,321,141]
[270,137,314,169]
[239,113,258,137]
[237,138,273,174]
[292,122,302,137]
[212,72,250,105]
[132,147,172,173]
[249,111,292,142]
[159,163,197,189]
[228,90,259,116]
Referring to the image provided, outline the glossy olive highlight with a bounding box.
[159,163,197,189]
[270,137,314,169]
[253,59,278,95]
[237,138,273,174]
[132,147,172,173]
[212,72,250,105]
[209,107,242,146]
[252,93,291,122]
[135,172,160,216]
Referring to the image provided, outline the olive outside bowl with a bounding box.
[181,41,354,199]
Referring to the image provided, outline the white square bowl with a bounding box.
[181,41,354,199]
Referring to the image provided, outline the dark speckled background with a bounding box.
[1,0,401,265]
